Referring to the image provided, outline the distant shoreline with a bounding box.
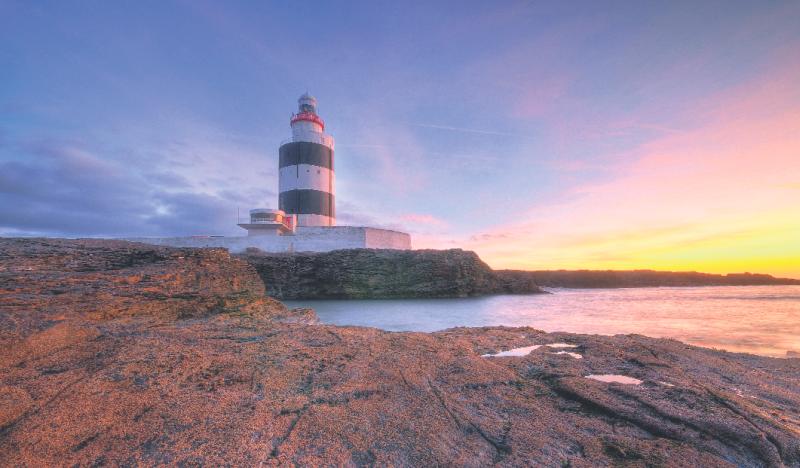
[500,269,800,289]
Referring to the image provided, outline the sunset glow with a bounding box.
[414,57,800,277]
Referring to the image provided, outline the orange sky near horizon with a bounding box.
[414,60,800,278]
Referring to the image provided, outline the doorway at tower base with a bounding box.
[123,226,411,253]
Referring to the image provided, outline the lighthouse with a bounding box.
[278,93,336,227]
[133,92,411,250]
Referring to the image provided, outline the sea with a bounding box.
[285,285,800,358]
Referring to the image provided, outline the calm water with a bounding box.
[286,285,800,358]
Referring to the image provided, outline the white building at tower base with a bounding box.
[126,225,411,254]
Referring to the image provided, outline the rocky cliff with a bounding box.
[2,239,799,466]
[239,248,543,299]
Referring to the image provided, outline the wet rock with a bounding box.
[1,239,799,466]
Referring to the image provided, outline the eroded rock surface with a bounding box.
[239,248,543,299]
[1,239,799,466]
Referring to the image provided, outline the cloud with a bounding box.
[337,115,432,196]
[0,131,276,237]
[334,200,386,227]
[398,213,448,228]
[469,232,510,242]
[409,123,532,139]
[1,152,148,236]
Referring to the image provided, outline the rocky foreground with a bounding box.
[1,239,799,467]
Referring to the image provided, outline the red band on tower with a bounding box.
[290,112,325,130]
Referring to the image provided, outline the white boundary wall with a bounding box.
[125,226,411,253]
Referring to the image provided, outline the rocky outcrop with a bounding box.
[1,239,799,466]
[502,269,800,288]
[239,248,544,299]
[0,238,308,350]
[237,248,799,300]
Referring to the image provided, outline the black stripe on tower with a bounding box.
[279,141,333,169]
[279,189,335,217]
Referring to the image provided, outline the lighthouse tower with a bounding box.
[278,93,335,227]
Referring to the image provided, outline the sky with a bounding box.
[1,1,799,277]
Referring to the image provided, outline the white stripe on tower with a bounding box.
[278,165,335,193]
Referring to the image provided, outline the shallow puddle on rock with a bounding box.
[482,345,542,357]
[585,374,643,385]
[482,343,578,357]
[552,351,583,359]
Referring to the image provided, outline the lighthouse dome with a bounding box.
[298,93,317,113]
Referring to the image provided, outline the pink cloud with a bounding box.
[399,213,449,228]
